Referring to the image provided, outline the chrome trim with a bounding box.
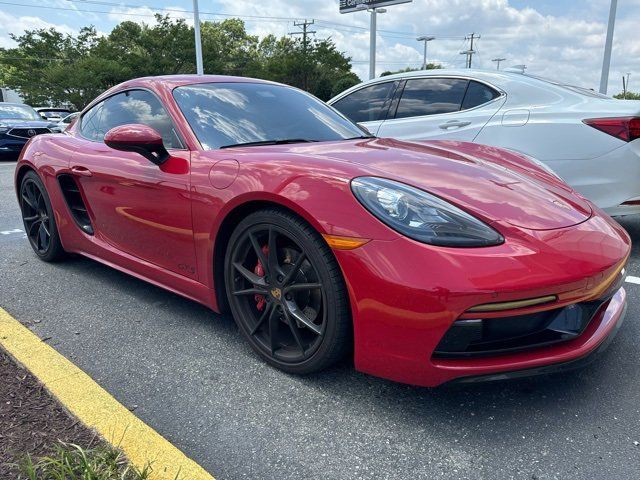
[6,127,51,139]
[467,295,558,313]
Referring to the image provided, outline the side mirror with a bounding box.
[104,124,170,165]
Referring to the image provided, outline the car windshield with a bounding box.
[40,110,69,118]
[173,82,370,150]
[0,104,41,121]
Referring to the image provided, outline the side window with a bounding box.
[462,81,501,110]
[81,90,183,148]
[395,78,468,119]
[100,90,183,149]
[332,82,395,123]
[80,101,105,141]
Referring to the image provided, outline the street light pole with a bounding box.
[416,36,435,70]
[368,8,386,80]
[193,0,204,75]
[599,0,618,94]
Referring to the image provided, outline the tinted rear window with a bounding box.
[462,81,500,109]
[395,78,468,118]
[332,82,395,123]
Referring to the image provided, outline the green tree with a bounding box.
[0,16,359,108]
[613,91,640,100]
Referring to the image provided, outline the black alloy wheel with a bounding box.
[225,209,351,374]
[20,171,65,261]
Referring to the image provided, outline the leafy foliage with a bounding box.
[613,91,640,100]
[20,442,155,480]
[0,16,359,109]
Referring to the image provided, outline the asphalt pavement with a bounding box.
[1,159,639,480]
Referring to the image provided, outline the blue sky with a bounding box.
[0,0,637,94]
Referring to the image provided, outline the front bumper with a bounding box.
[335,213,630,387]
[448,294,626,384]
[0,137,28,154]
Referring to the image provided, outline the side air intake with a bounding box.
[57,174,94,235]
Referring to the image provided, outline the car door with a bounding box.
[377,77,505,142]
[70,89,198,279]
[330,80,399,135]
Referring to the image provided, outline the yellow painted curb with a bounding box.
[0,307,214,480]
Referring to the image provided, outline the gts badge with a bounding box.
[178,264,196,275]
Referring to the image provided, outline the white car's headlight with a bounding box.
[351,177,504,247]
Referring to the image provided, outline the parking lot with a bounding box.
[1,159,639,479]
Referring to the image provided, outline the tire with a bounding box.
[19,170,66,262]
[225,208,352,374]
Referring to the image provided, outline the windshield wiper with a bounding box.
[219,139,319,149]
[343,135,376,140]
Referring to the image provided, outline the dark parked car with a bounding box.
[0,103,63,159]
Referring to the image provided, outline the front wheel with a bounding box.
[225,209,351,374]
[19,171,66,262]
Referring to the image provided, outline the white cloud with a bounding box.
[216,0,638,92]
[107,5,192,25]
[0,11,75,49]
[1,1,637,94]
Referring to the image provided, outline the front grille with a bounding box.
[8,128,50,139]
[434,267,627,359]
[433,300,606,358]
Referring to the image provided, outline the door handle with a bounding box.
[71,166,93,177]
[439,120,472,129]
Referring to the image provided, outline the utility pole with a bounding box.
[417,36,435,70]
[492,57,506,70]
[290,19,316,53]
[193,0,203,75]
[626,72,630,98]
[466,33,480,68]
[289,19,316,91]
[460,33,480,68]
[599,0,618,94]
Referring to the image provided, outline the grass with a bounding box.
[19,442,155,480]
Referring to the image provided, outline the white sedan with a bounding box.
[329,69,640,216]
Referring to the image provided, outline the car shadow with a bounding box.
[51,252,637,441]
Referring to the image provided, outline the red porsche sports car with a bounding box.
[15,75,630,387]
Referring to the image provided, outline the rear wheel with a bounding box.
[19,171,65,262]
[225,209,351,374]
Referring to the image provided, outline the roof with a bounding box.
[357,68,522,85]
[116,74,276,91]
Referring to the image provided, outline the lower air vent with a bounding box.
[58,174,94,235]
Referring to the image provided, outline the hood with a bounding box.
[259,138,592,231]
[0,119,57,129]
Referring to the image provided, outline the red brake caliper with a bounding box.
[254,245,269,311]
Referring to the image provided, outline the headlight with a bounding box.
[0,124,8,133]
[351,177,504,247]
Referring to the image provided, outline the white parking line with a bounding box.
[625,276,640,285]
[0,228,24,236]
